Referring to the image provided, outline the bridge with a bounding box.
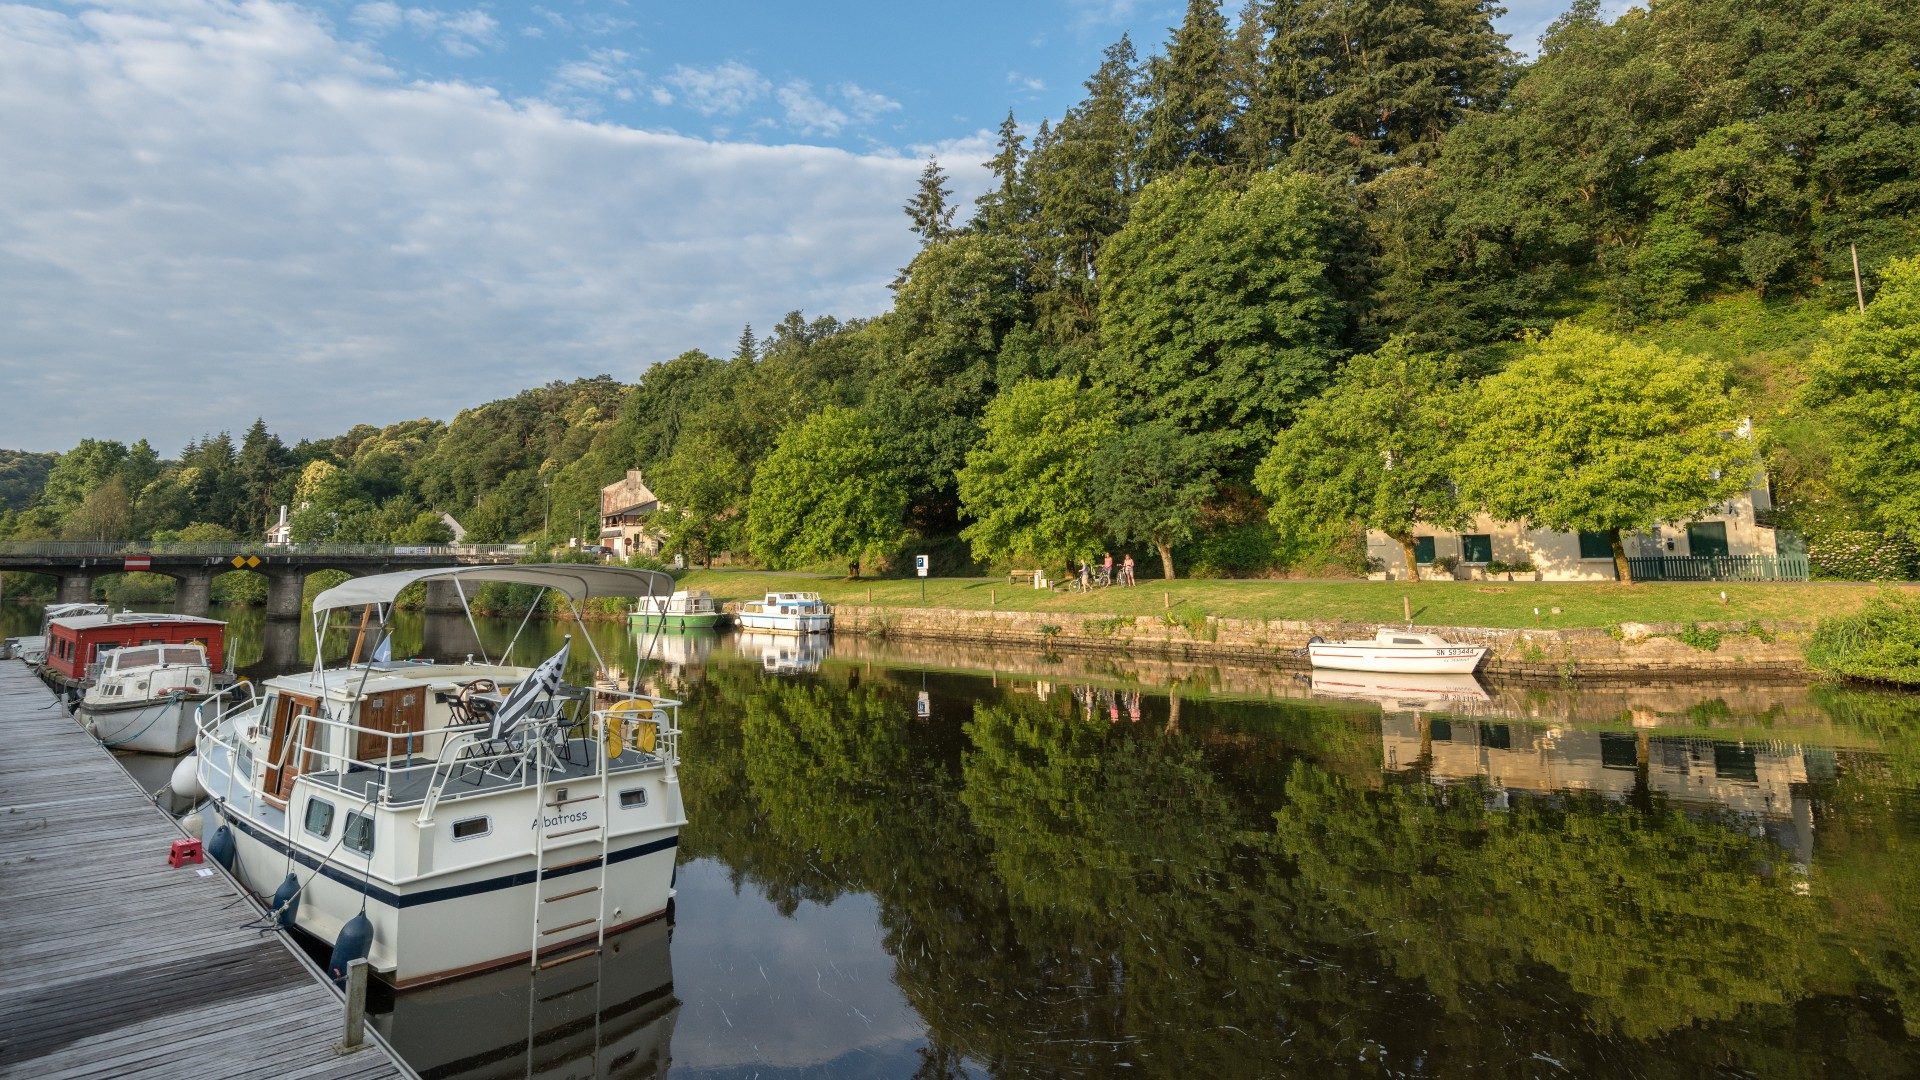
[0,541,528,619]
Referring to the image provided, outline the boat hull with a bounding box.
[1307,644,1486,675]
[215,804,681,988]
[80,696,200,754]
[628,612,726,630]
[735,612,832,634]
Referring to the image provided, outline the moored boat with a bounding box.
[8,601,111,668]
[40,610,226,706]
[1306,628,1487,675]
[191,563,687,989]
[735,591,831,634]
[628,589,726,631]
[79,636,230,754]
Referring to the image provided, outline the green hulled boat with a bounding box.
[629,589,727,631]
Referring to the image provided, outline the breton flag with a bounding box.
[490,637,570,740]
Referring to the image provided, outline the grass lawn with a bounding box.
[678,569,1912,630]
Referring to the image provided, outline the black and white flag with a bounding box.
[491,637,570,740]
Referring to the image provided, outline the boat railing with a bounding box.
[193,679,260,739]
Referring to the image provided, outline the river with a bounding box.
[10,600,1920,1076]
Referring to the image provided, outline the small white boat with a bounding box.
[79,639,225,754]
[1306,628,1487,675]
[735,592,832,634]
[9,602,111,667]
[628,589,726,631]
[193,563,687,989]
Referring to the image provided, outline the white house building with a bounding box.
[599,469,668,558]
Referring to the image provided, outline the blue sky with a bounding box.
[0,0,1593,454]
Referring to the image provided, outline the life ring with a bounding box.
[606,699,659,754]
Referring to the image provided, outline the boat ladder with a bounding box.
[528,714,613,970]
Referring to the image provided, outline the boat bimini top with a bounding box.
[309,564,677,692]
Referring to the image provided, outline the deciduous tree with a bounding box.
[746,407,906,577]
[1091,421,1218,579]
[1455,324,1754,582]
[957,379,1116,569]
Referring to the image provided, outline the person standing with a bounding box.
[1102,552,1114,586]
[1122,553,1135,586]
[1077,558,1091,591]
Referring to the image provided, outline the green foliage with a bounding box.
[1805,257,1920,539]
[1256,338,1468,574]
[1676,622,1723,651]
[1456,324,1755,580]
[1807,530,1920,582]
[1806,592,1920,687]
[745,407,906,575]
[0,450,55,513]
[1089,421,1217,578]
[957,379,1117,567]
[1094,168,1354,461]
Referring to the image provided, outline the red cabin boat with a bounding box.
[41,612,227,689]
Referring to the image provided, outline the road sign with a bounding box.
[916,690,931,718]
[231,555,246,569]
[915,554,929,578]
[124,555,151,572]
[247,555,261,568]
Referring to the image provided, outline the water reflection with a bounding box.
[13,595,1920,1076]
[731,630,831,675]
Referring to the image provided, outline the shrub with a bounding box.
[1183,520,1284,578]
[1807,530,1919,581]
[1805,593,1920,687]
[1676,623,1722,651]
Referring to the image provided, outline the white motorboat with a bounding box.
[735,591,832,634]
[79,639,226,754]
[1306,628,1488,674]
[8,602,110,667]
[1308,670,1491,712]
[191,564,687,989]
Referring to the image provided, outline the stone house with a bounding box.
[599,469,668,558]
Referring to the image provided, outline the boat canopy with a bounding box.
[312,564,674,614]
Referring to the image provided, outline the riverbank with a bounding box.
[685,571,1917,680]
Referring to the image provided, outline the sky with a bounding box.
[0,0,1593,454]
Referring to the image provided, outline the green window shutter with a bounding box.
[1414,536,1436,564]
[1578,532,1613,560]
[1687,521,1729,558]
[1461,534,1492,564]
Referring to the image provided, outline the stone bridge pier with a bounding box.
[57,571,97,604]
[174,569,214,616]
[265,568,310,621]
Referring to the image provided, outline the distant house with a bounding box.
[1367,444,1799,581]
[599,469,667,558]
[438,512,467,543]
[266,505,292,547]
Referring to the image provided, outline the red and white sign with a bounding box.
[124,555,151,571]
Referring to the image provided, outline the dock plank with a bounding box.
[0,660,408,1079]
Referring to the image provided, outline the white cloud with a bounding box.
[1007,71,1046,92]
[547,47,641,110]
[776,79,848,135]
[836,82,901,124]
[660,60,770,116]
[0,0,985,452]
[349,2,500,57]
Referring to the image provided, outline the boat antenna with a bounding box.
[501,588,542,667]
[631,576,668,695]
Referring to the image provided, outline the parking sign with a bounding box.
[915,554,929,577]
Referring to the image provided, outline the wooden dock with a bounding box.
[0,660,410,1079]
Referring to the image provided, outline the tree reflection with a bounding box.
[674,659,1920,1075]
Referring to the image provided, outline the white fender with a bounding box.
[170,754,205,801]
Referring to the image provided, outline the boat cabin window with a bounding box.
[162,646,204,666]
[114,647,164,670]
[452,816,491,841]
[342,811,376,856]
[1392,637,1423,645]
[304,797,336,839]
[619,787,648,809]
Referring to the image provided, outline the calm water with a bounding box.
[13,600,1920,1077]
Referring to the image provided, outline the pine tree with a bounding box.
[904,158,956,242]
[973,111,1030,235]
[1141,0,1237,175]
[733,324,759,365]
[1028,36,1143,295]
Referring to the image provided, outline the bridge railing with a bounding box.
[0,541,529,559]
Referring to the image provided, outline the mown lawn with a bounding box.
[676,570,1910,629]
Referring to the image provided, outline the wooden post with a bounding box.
[990,588,996,607]
[1403,595,1412,623]
[1164,591,1170,610]
[1852,243,1867,313]
[339,957,368,1051]
[347,605,372,665]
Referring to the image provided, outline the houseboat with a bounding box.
[735,591,832,634]
[1306,628,1487,675]
[79,636,230,754]
[189,564,687,989]
[628,589,725,631]
[6,601,110,666]
[39,611,225,694]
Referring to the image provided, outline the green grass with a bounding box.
[679,569,1904,630]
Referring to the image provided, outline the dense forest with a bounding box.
[5,0,1919,585]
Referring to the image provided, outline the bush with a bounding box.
[1807,530,1919,581]
[1805,593,1920,687]
[1183,520,1284,578]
